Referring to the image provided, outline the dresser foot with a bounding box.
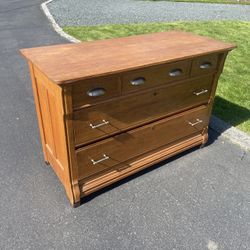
[45,161,50,165]
[200,132,208,148]
[71,201,81,208]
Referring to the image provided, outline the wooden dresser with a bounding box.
[20,31,235,207]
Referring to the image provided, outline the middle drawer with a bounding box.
[73,75,213,147]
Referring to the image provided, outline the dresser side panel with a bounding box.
[33,66,77,205]
[28,62,48,162]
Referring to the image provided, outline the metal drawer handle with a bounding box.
[130,77,146,86]
[87,87,106,97]
[200,62,212,69]
[193,89,208,96]
[91,154,109,165]
[189,119,203,126]
[90,119,109,129]
[169,68,182,77]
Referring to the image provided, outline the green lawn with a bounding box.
[150,0,250,5]
[64,21,250,134]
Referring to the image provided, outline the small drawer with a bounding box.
[71,75,121,108]
[76,106,209,180]
[73,75,213,147]
[191,54,219,76]
[122,60,191,93]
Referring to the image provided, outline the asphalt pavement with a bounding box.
[0,0,250,249]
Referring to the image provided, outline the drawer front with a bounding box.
[73,75,213,146]
[72,75,121,108]
[122,60,191,93]
[76,106,209,180]
[191,54,219,76]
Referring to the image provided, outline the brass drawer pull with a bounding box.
[90,119,109,129]
[87,87,106,97]
[188,119,203,126]
[130,77,146,86]
[200,62,212,69]
[91,154,110,165]
[169,68,182,77]
[193,89,208,96]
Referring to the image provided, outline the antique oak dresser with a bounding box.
[20,31,235,207]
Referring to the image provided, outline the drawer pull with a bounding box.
[90,119,109,129]
[91,154,110,165]
[130,77,146,86]
[87,87,106,97]
[188,119,203,126]
[200,62,212,69]
[169,68,182,77]
[193,89,208,96]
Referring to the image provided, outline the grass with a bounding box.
[64,21,250,134]
[150,0,250,5]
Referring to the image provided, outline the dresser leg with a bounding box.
[65,182,81,208]
[71,200,81,208]
[200,131,209,148]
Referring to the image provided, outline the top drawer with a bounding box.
[122,60,191,93]
[72,75,121,108]
[71,53,219,108]
[191,54,219,76]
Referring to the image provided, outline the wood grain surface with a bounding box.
[20,31,236,84]
[76,105,209,180]
[73,74,213,146]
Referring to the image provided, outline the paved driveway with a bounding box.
[48,0,250,26]
[0,0,250,249]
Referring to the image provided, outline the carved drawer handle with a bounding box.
[130,77,146,86]
[89,119,109,129]
[189,119,203,126]
[200,62,212,69]
[87,87,106,97]
[193,89,208,96]
[91,154,110,165]
[169,68,182,77]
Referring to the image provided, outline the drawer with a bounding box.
[191,54,219,76]
[76,106,209,180]
[73,75,213,146]
[71,75,121,108]
[122,60,191,93]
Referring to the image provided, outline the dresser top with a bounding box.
[20,31,235,84]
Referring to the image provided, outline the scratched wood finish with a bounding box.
[20,31,235,206]
[20,31,235,84]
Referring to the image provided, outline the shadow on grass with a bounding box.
[80,96,250,205]
[213,96,250,128]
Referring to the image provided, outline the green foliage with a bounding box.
[64,21,250,134]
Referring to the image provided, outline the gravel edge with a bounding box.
[41,0,80,43]
[41,0,250,151]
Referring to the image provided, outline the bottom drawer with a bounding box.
[76,106,209,180]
